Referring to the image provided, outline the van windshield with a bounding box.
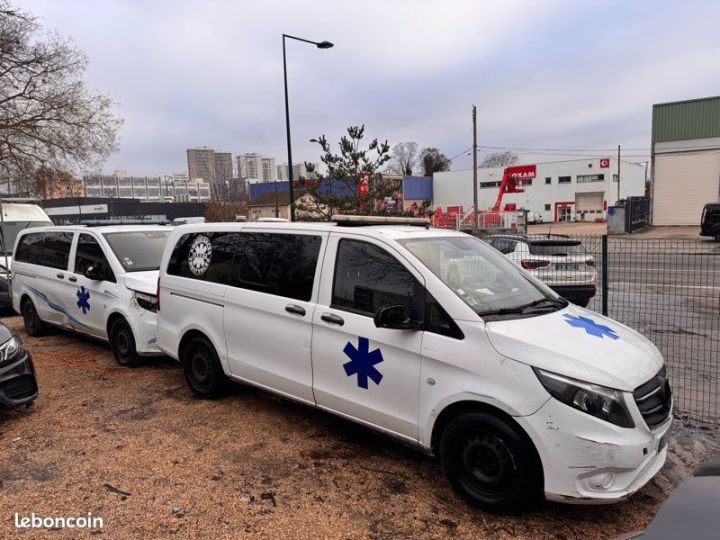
[398,235,565,320]
[2,221,53,255]
[103,230,170,272]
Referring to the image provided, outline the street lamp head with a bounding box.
[316,40,334,49]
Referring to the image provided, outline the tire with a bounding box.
[109,317,140,367]
[181,336,225,398]
[439,411,542,513]
[21,298,48,337]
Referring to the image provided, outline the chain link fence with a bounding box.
[551,235,720,424]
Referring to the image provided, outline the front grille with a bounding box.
[0,375,38,400]
[633,368,672,429]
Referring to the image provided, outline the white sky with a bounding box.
[20,0,720,175]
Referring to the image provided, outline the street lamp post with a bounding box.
[283,34,333,222]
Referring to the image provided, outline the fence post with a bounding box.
[601,234,608,316]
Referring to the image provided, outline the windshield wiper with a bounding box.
[478,297,567,318]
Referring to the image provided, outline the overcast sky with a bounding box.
[21,0,720,175]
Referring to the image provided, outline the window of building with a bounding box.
[119,188,132,197]
[577,174,605,183]
[480,181,501,188]
[522,179,533,186]
[558,176,571,184]
[332,239,418,317]
[544,204,551,211]
[75,234,114,282]
[545,177,552,185]
[613,174,619,182]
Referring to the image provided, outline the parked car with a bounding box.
[156,218,671,512]
[0,320,38,408]
[484,234,596,307]
[11,225,170,366]
[0,202,54,309]
[615,459,720,539]
[700,202,720,241]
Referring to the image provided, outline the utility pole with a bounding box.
[472,105,478,235]
[617,144,621,202]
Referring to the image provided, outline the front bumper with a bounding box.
[517,397,671,503]
[130,307,163,356]
[551,284,596,304]
[0,349,38,407]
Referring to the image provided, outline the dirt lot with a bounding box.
[1,315,718,539]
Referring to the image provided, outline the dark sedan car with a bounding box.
[0,322,38,408]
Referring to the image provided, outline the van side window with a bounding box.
[332,239,418,316]
[425,293,464,339]
[14,233,43,264]
[167,232,237,285]
[38,232,72,270]
[235,233,321,301]
[75,234,115,282]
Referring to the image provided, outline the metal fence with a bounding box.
[546,235,720,424]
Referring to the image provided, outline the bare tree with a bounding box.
[480,151,518,168]
[418,147,451,176]
[0,2,122,195]
[387,141,418,176]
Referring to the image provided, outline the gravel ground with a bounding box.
[1,315,718,539]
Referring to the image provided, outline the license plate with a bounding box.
[556,263,579,271]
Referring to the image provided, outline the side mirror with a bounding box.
[83,265,101,280]
[374,304,421,330]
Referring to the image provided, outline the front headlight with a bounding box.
[0,335,21,364]
[134,292,158,312]
[533,368,634,428]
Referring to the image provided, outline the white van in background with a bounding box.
[0,202,54,308]
[11,225,170,365]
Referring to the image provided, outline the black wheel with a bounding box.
[439,411,542,512]
[109,317,140,367]
[21,298,48,337]
[182,337,225,398]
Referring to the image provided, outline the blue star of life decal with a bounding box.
[343,337,384,389]
[563,313,618,340]
[76,286,91,314]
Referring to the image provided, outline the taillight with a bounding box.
[156,276,160,312]
[521,260,550,270]
[586,259,595,267]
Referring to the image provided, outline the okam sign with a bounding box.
[506,164,536,181]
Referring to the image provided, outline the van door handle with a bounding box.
[56,273,64,279]
[321,313,344,326]
[285,304,306,316]
[68,276,77,283]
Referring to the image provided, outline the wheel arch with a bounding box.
[178,328,215,362]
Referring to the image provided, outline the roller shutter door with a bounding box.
[575,192,604,212]
[653,150,720,225]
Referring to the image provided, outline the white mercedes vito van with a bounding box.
[156,217,671,512]
[12,225,170,366]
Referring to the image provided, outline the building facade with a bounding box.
[276,162,318,181]
[213,152,233,184]
[187,147,216,183]
[238,153,276,182]
[651,96,720,225]
[433,158,646,223]
[83,173,211,202]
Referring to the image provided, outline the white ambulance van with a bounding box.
[156,217,671,511]
[12,225,170,365]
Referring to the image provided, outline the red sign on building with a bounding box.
[505,164,537,180]
[600,158,610,168]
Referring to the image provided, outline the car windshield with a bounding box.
[2,221,53,255]
[528,240,586,256]
[398,235,563,319]
[103,230,170,272]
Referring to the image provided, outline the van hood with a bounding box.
[123,271,158,295]
[484,305,663,392]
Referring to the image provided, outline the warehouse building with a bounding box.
[433,158,646,223]
[652,96,720,225]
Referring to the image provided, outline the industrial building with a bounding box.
[433,158,646,222]
[651,96,720,225]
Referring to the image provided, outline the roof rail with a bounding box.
[331,215,430,227]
